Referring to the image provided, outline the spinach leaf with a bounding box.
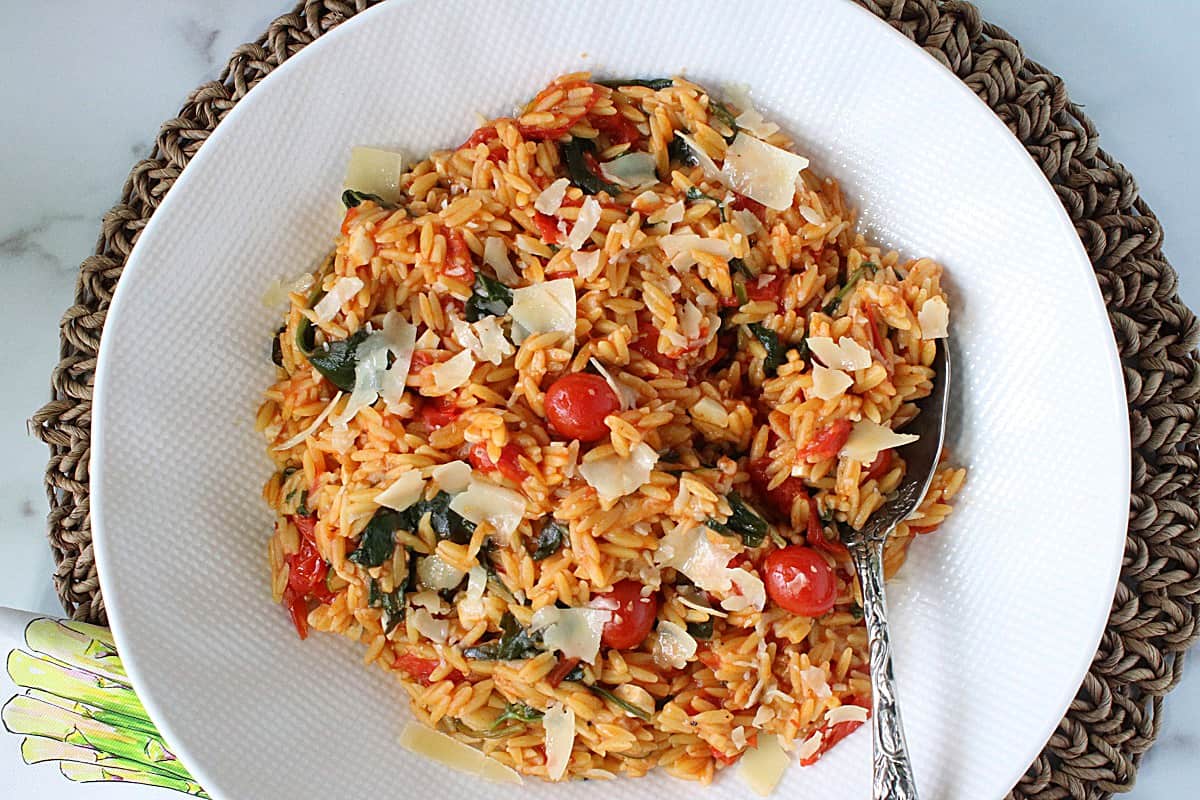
[400,491,476,546]
[462,613,542,661]
[271,325,285,367]
[668,136,698,167]
[368,577,405,634]
[686,619,715,640]
[850,601,864,621]
[732,274,749,306]
[589,686,652,721]
[706,491,769,547]
[300,327,370,392]
[822,264,872,316]
[709,101,740,143]
[560,138,621,196]
[464,272,513,322]
[531,519,567,561]
[476,542,518,604]
[596,78,674,90]
[685,186,720,204]
[348,507,402,567]
[492,702,544,728]
[342,189,389,208]
[729,257,757,278]
[562,662,586,683]
[748,323,786,377]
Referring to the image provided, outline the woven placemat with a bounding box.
[30,0,1199,796]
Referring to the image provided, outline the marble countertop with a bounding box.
[1,1,1195,796]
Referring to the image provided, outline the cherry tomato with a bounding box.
[544,373,620,442]
[286,517,332,603]
[805,493,846,557]
[630,315,678,371]
[798,697,870,766]
[467,441,527,484]
[747,458,809,518]
[441,230,476,284]
[534,211,562,244]
[865,448,894,482]
[745,272,787,303]
[283,588,309,640]
[596,580,659,650]
[393,653,441,686]
[711,746,740,767]
[419,395,461,429]
[763,546,837,617]
[459,125,506,163]
[730,193,766,217]
[546,656,582,688]
[517,80,601,140]
[796,419,853,462]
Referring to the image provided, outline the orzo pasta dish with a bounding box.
[258,73,964,791]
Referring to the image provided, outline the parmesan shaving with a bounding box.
[600,152,658,188]
[692,396,729,427]
[380,312,417,409]
[796,730,823,761]
[579,441,658,503]
[313,276,363,323]
[918,295,950,339]
[652,620,698,669]
[659,199,685,225]
[566,197,601,250]
[571,249,603,281]
[677,594,729,618]
[509,278,576,344]
[531,606,611,664]
[261,272,315,309]
[426,349,475,395]
[722,568,767,612]
[721,133,809,211]
[659,233,732,270]
[483,236,521,286]
[673,132,723,179]
[738,734,790,797]
[736,108,781,139]
[840,420,919,463]
[333,332,390,425]
[272,391,343,451]
[654,524,737,594]
[411,608,448,642]
[806,335,872,371]
[343,146,404,204]
[534,177,570,215]
[799,666,833,699]
[417,554,466,591]
[375,470,425,511]
[398,723,523,785]
[431,460,472,493]
[826,704,869,726]
[542,703,576,781]
[810,364,853,400]
[449,477,526,542]
[589,358,637,411]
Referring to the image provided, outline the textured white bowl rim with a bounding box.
[91,1,1129,798]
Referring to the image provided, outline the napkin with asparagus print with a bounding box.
[0,606,205,797]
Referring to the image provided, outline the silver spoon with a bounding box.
[840,342,951,800]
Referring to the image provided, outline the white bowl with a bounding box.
[92,1,1130,798]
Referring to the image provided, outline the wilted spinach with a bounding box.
[560,138,621,196]
[465,272,513,322]
[748,323,786,376]
[706,492,769,547]
[341,189,389,208]
[348,507,403,567]
[462,613,542,661]
[491,702,544,728]
[822,263,873,316]
[596,78,674,90]
[686,619,715,640]
[531,519,567,561]
[368,577,405,634]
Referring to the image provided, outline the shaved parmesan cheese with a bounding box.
[534,177,570,215]
[692,396,729,427]
[659,233,732,270]
[655,525,737,594]
[826,704,869,726]
[333,332,391,425]
[330,422,356,453]
[410,589,449,614]
[415,328,440,349]
[411,608,449,642]
[738,734,790,797]
[418,554,466,591]
[426,349,475,395]
[347,227,375,267]
[542,703,576,781]
[722,568,766,612]
[380,312,417,409]
[810,364,853,400]
[566,197,602,250]
[483,236,520,286]
[799,666,833,699]
[449,478,526,541]
[532,606,611,664]
[732,208,765,238]
[398,723,523,785]
[589,358,637,411]
[600,152,658,188]
[796,730,823,761]
[679,300,704,339]
[313,276,363,323]
[344,146,404,204]
[571,249,603,281]
[431,460,472,493]
[509,278,576,344]
[653,620,698,669]
[612,685,655,718]
[262,271,315,309]
[918,295,949,339]
[272,391,343,451]
[579,441,658,503]
[459,564,488,620]
[732,726,749,750]
[677,594,729,618]
[841,420,919,463]
[452,314,513,366]
[673,132,723,179]
[806,336,871,371]
[736,108,781,140]
[753,705,776,728]
[375,470,425,511]
[721,133,809,211]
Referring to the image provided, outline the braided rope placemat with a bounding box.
[30,0,1199,796]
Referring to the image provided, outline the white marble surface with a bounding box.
[0,0,1194,795]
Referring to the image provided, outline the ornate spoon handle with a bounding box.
[850,539,920,800]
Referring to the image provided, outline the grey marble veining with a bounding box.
[0,1,1195,796]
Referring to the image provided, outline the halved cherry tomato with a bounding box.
[763,545,837,617]
[419,395,461,429]
[462,125,499,149]
[796,419,853,462]
[799,697,870,766]
[746,272,787,303]
[467,441,527,484]
[534,211,562,244]
[631,315,678,371]
[546,656,582,688]
[441,230,476,284]
[805,493,846,556]
[283,588,309,640]
[591,109,642,145]
[393,653,441,686]
[748,458,809,518]
[596,580,659,650]
[283,515,333,639]
[518,80,601,140]
[865,448,894,482]
[544,373,621,442]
